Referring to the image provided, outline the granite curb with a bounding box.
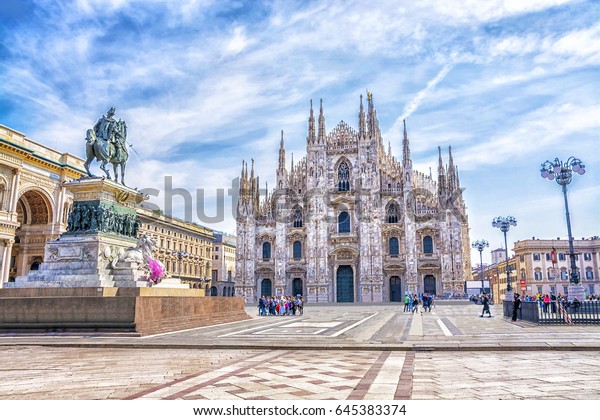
[1,340,599,352]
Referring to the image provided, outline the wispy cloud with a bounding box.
[0,0,598,242]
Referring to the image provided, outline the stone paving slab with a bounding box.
[1,304,600,400]
[1,346,599,400]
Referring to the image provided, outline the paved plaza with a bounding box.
[1,302,600,400]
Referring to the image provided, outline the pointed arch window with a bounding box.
[387,202,399,223]
[293,241,302,259]
[423,236,433,254]
[293,207,303,228]
[389,237,399,256]
[338,161,350,191]
[262,242,272,260]
[338,211,350,233]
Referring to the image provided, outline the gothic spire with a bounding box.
[448,145,457,191]
[318,99,326,144]
[402,119,412,169]
[366,91,380,138]
[307,99,316,144]
[358,94,366,137]
[278,130,286,171]
[437,146,447,197]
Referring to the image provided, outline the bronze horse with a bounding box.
[84,120,129,185]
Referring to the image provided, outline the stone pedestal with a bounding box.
[6,177,184,290]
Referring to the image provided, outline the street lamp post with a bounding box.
[472,240,489,294]
[540,157,585,292]
[172,250,189,279]
[492,216,517,300]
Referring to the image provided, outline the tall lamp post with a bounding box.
[472,240,489,294]
[172,250,189,279]
[492,216,517,299]
[540,157,585,293]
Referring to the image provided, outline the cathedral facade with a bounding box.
[235,95,472,303]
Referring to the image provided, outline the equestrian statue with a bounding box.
[84,107,129,185]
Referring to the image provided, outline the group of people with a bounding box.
[403,293,435,313]
[258,296,304,316]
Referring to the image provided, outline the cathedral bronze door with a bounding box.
[389,276,402,302]
[424,275,436,295]
[292,278,303,297]
[261,279,272,297]
[336,265,354,303]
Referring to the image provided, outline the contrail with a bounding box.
[387,64,453,142]
[402,64,453,120]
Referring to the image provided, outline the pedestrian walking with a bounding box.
[480,292,491,317]
[412,294,420,314]
[404,294,410,312]
[511,293,521,322]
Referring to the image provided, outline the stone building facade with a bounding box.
[210,232,236,296]
[0,124,85,285]
[137,208,215,290]
[235,95,472,303]
[513,237,600,297]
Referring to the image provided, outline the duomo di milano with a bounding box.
[236,94,472,303]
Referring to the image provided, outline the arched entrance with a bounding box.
[389,276,402,302]
[292,278,303,297]
[424,275,436,295]
[336,265,354,303]
[261,278,272,297]
[210,286,218,296]
[11,189,53,279]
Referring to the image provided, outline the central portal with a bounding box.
[424,275,436,295]
[336,265,354,303]
[389,276,402,302]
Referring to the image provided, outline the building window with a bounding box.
[560,270,568,280]
[537,286,543,294]
[338,211,350,233]
[563,286,568,295]
[586,269,594,280]
[534,271,542,280]
[262,242,271,259]
[423,236,433,254]
[293,241,302,259]
[389,237,399,256]
[584,253,592,261]
[337,161,350,192]
[533,253,540,261]
[227,271,232,282]
[559,253,566,261]
[590,285,595,294]
[386,202,399,223]
[546,253,552,261]
[519,255,524,262]
[212,270,218,282]
[293,207,303,228]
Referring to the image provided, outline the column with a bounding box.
[9,169,21,215]
[0,238,15,287]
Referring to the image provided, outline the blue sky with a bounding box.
[1,0,598,264]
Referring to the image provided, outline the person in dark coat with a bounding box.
[511,293,521,322]
[480,292,492,317]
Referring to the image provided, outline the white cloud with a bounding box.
[457,102,600,170]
